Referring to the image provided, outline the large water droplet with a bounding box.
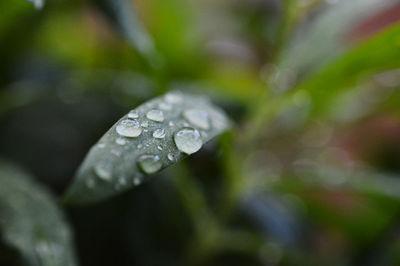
[116,119,142,137]
[93,163,112,181]
[146,109,164,122]
[127,110,139,119]
[137,155,162,174]
[153,128,166,139]
[174,128,203,155]
[183,109,210,130]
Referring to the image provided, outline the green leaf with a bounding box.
[63,91,231,205]
[0,161,77,266]
[272,0,397,91]
[297,23,400,116]
[95,0,162,68]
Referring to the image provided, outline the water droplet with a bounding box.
[118,176,127,186]
[141,120,149,127]
[153,128,166,139]
[167,153,175,161]
[143,129,148,132]
[183,109,210,130]
[86,179,95,189]
[116,119,142,138]
[157,145,163,151]
[137,155,162,174]
[133,177,141,185]
[97,143,106,149]
[137,144,143,149]
[111,149,121,157]
[165,93,183,104]
[93,163,112,181]
[169,121,174,127]
[174,128,203,155]
[127,110,139,119]
[146,109,164,122]
[115,137,126,145]
[159,102,173,110]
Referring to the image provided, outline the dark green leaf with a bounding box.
[63,91,231,205]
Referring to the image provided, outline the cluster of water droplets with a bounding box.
[88,92,228,191]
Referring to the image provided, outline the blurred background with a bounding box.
[1,0,400,265]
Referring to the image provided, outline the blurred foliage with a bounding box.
[1,0,400,265]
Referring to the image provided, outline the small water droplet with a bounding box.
[93,163,112,181]
[111,149,121,157]
[137,155,162,174]
[86,179,95,189]
[137,144,143,149]
[127,110,139,119]
[165,93,182,103]
[167,153,175,161]
[118,176,127,186]
[144,129,148,132]
[174,127,203,155]
[116,137,126,145]
[146,109,164,122]
[157,145,163,151]
[183,109,210,130]
[159,102,173,110]
[97,143,106,149]
[153,128,166,139]
[116,119,142,138]
[141,120,149,127]
[169,121,174,127]
[133,177,141,185]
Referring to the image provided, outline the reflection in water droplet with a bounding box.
[183,109,210,130]
[146,109,164,122]
[174,128,203,155]
[137,155,162,174]
[115,137,126,145]
[167,153,175,161]
[127,111,139,119]
[94,163,112,181]
[153,128,166,139]
[116,119,142,138]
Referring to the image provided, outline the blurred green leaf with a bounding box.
[63,91,231,205]
[94,0,162,68]
[0,161,77,266]
[297,23,400,117]
[273,0,398,91]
